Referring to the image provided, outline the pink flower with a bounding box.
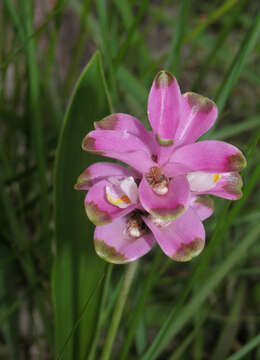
[75,71,246,264]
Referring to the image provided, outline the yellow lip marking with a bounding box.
[107,194,131,207]
[213,174,222,183]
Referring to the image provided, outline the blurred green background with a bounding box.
[1,0,260,359]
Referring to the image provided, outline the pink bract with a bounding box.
[75,70,246,264]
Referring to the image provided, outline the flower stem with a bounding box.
[100,261,139,360]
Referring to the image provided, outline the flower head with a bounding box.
[75,70,246,264]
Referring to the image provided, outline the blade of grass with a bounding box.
[88,264,113,360]
[56,272,105,360]
[116,66,147,108]
[135,314,147,355]
[212,115,260,140]
[0,246,19,360]
[212,283,245,360]
[141,218,260,360]
[165,0,190,75]
[183,0,241,44]
[0,0,68,70]
[101,261,139,360]
[23,0,49,241]
[120,250,162,360]
[96,0,117,108]
[4,0,25,43]
[64,0,92,94]
[226,333,260,360]
[169,311,208,360]
[113,0,150,69]
[214,9,260,113]
[192,0,247,91]
[53,51,112,359]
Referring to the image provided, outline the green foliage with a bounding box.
[54,51,111,359]
[1,1,260,359]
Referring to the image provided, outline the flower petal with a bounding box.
[187,171,219,192]
[169,140,247,173]
[148,71,182,143]
[198,172,243,200]
[94,216,155,264]
[175,92,217,144]
[105,177,138,208]
[85,180,135,226]
[144,208,205,261]
[94,113,155,152]
[82,130,156,173]
[139,175,189,220]
[190,195,214,221]
[75,162,137,190]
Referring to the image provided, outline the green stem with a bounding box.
[100,261,138,360]
[88,264,113,360]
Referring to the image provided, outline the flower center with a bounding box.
[125,212,149,238]
[145,166,169,195]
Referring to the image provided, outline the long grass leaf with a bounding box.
[192,0,247,91]
[165,0,190,74]
[226,333,260,360]
[184,0,240,44]
[23,0,49,240]
[215,9,260,113]
[53,51,112,359]
[141,221,260,360]
[113,0,149,69]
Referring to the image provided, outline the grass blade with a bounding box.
[165,0,190,74]
[53,51,112,359]
[215,9,260,113]
[227,333,260,360]
[141,221,260,360]
[23,0,49,240]
[192,0,247,91]
[212,283,245,360]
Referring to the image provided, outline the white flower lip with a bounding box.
[106,176,138,208]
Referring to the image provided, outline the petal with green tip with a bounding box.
[190,195,214,220]
[199,172,243,200]
[144,208,205,261]
[74,162,137,190]
[175,92,218,144]
[85,180,135,226]
[139,175,189,220]
[94,216,155,264]
[94,113,155,152]
[148,70,182,141]
[169,140,247,174]
[82,130,156,173]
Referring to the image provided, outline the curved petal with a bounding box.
[187,171,218,192]
[94,113,156,152]
[175,92,218,144]
[139,175,189,220]
[75,162,138,190]
[163,162,193,177]
[94,216,155,264]
[190,195,214,221]
[85,180,135,226]
[82,130,156,173]
[169,140,247,174]
[198,172,243,200]
[144,208,205,261]
[148,71,182,143]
